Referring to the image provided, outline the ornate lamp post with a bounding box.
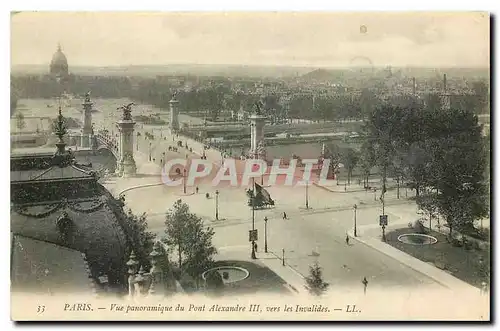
[251,178,257,260]
[264,216,268,253]
[183,169,187,194]
[353,204,358,237]
[305,180,309,209]
[215,190,219,220]
[149,141,152,161]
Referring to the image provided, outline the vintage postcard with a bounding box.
[10,12,490,321]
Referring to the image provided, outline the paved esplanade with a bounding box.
[117,176,441,291]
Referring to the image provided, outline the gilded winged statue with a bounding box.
[117,103,134,121]
[254,101,265,115]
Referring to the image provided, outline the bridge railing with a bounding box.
[96,131,120,155]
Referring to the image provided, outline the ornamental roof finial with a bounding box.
[54,106,67,143]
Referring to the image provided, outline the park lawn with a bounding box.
[386,227,490,289]
[212,260,292,296]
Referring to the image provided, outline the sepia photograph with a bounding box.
[8,10,491,321]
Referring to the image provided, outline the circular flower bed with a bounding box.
[398,233,438,245]
[201,266,249,284]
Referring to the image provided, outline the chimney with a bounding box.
[443,74,447,92]
[412,77,416,96]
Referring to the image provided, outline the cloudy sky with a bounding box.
[10,12,490,67]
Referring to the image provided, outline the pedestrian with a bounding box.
[346,234,350,245]
[196,186,199,194]
[362,277,368,295]
[283,212,287,220]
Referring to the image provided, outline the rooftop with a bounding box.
[11,234,93,294]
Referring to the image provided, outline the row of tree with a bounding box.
[362,101,489,236]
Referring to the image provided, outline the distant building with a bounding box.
[49,43,69,79]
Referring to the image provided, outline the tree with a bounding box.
[364,104,402,196]
[325,143,342,182]
[430,115,489,237]
[471,80,489,114]
[204,270,224,295]
[11,87,18,117]
[341,147,360,185]
[359,141,376,188]
[163,199,217,281]
[15,112,25,132]
[123,208,156,270]
[305,262,329,296]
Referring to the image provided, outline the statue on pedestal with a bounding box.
[84,91,92,103]
[254,101,265,116]
[117,103,134,121]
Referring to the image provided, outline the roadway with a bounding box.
[119,180,442,291]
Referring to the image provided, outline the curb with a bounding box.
[313,182,367,193]
[117,182,165,196]
[259,251,306,295]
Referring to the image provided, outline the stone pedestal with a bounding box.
[116,120,137,177]
[81,98,93,148]
[249,114,266,159]
[169,97,179,133]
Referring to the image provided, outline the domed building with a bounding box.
[49,44,69,78]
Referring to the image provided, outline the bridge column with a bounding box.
[116,119,137,177]
[81,93,93,148]
[169,95,179,133]
[249,114,266,160]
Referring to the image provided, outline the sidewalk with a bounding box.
[348,216,478,294]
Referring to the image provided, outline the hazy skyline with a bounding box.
[11,12,490,68]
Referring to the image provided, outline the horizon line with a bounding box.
[11,63,490,69]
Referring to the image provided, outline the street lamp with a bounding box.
[305,180,309,209]
[251,178,257,260]
[353,204,358,237]
[149,142,152,161]
[215,190,219,221]
[183,169,187,194]
[264,216,268,253]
